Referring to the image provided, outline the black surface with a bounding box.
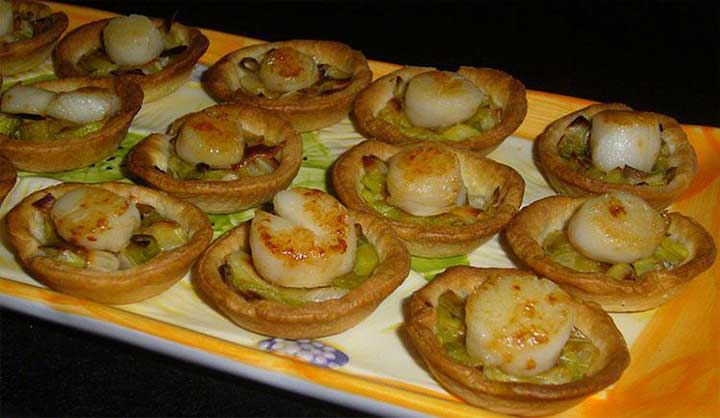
[2,1,719,417]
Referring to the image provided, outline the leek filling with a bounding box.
[236,57,354,99]
[542,229,689,280]
[36,198,188,270]
[77,23,189,77]
[220,230,379,306]
[435,291,599,384]
[0,112,105,141]
[0,12,35,44]
[378,96,501,142]
[557,115,676,186]
[164,136,282,181]
[359,155,497,226]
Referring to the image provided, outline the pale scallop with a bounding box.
[567,192,666,264]
[403,71,485,129]
[249,188,357,288]
[258,47,320,93]
[1,85,57,116]
[45,88,121,124]
[50,187,141,253]
[590,110,662,173]
[386,145,464,216]
[465,275,575,376]
[0,0,12,38]
[103,15,164,66]
[174,110,245,168]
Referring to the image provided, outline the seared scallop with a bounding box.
[249,188,357,288]
[386,144,465,216]
[45,87,121,124]
[1,85,57,116]
[174,109,246,168]
[50,187,141,253]
[567,192,666,264]
[258,47,320,93]
[590,110,662,173]
[102,15,165,66]
[403,71,485,129]
[465,275,575,376]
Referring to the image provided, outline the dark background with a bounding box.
[2,1,718,417]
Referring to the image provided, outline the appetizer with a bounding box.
[331,140,524,257]
[505,192,716,312]
[194,187,410,338]
[0,154,15,199]
[127,103,302,214]
[536,103,697,209]
[406,267,629,416]
[353,66,527,154]
[0,77,143,172]
[5,182,212,304]
[0,0,68,75]
[203,39,372,131]
[53,14,208,102]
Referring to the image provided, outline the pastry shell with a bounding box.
[203,39,372,132]
[52,18,208,103]
[536,103,697,209]
[5,182,213,304]
[0,77,143,172]
[194,209,410,338]
[353,66,527,155]
[406,266,630,416]
[504,195,717,312]
[0,0,68,76]
[331,140,524,257]
[127,103,303,214]
[0,155,16,200]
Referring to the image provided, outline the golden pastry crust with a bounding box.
[406,267,630,416]
[536,103,697,209]
[0,155,16,200]
[504,195,717,312]
[0,0,68,76]
[353,66,527,155]
[52,17,208,103]
[0,77,143,172]
[127,103,303,214]
[194,209,410,338]
[5,182,213,304]
[331,140,524,257]
[203,39,372,132]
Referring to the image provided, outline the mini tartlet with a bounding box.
[203,39,372,132]
[0,77,143,172]
[331,140,524,257]
[194,207,410,339]
[536,103,697,209]
[353,66,527,154]
[505,195,716,312]
[127,103,303,214]
[406,267,630,416]
[6,182,213,304]
[52,15,208,102]
[0,155,16,199]
[0,0,68,75]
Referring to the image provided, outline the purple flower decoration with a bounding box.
[258,338,349,368]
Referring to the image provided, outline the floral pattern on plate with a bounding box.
[258,338,349,368]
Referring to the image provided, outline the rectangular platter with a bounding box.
[1,2,718,417]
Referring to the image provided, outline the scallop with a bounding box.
[174,109,245,168]
[45,88,121,124]
[103,15,165,66]
[465,275,575,376]
[567,192,666,264]
[0,0,12,38]
[249,188,357,288]
[386,145,465,216]
[590,110,662,173]
[258,47,320,93]
[1,85,57,116]
[50,187,141,253]
[403,71,485,129]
